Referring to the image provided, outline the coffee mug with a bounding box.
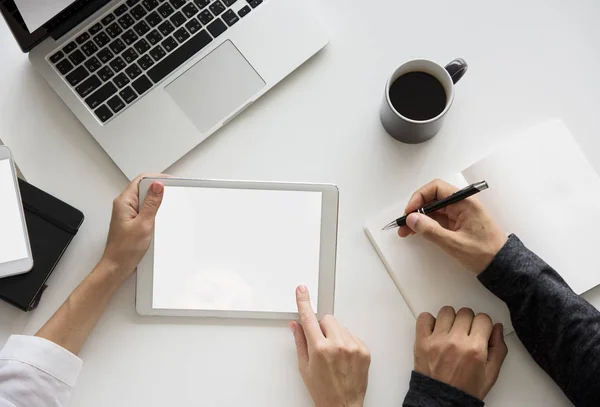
[380,58,468,144]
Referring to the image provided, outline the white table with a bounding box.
[1,0,599,405]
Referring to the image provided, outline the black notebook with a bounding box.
[0,180,84,311]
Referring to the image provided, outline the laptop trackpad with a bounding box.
[166,41,266,133]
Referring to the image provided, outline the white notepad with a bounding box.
[365,120,600,333]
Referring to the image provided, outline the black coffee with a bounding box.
[389,72,447,121]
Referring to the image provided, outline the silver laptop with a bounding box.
[1,0,328,179]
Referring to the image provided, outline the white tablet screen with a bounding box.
[152,187,322,313]
[0,159,28,265]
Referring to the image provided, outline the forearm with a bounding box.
[35,258,126,355]
[403,371,483,407]
[478,235,600,406]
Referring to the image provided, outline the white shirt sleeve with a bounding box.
[0,335,82,407]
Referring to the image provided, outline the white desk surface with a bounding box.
[1,0,599,405]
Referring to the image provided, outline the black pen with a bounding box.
[382,181,489,230]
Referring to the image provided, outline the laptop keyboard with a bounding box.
[46,0,263,124]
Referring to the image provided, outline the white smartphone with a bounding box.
[0,146,33,278]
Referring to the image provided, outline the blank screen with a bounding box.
[0,159,28,265]
[152,187,322,313]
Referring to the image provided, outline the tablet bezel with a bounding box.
[136,178,338,320]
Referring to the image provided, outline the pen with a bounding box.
[382,181,489,230]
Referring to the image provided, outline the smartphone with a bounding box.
[0,146,33,278]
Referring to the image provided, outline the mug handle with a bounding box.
[445,58,468,84]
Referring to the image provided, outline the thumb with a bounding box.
[290,321,309,369]
[487,323,508,375]
[406,213,456,248]
[139,181,164,221]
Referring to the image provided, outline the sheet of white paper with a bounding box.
[153,187,322,313]
[0,159,28,265]
[462,120,600,295]
[364,173,514,334]
[14,0,76,32]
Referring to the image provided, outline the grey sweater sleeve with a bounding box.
[477,234,600,407]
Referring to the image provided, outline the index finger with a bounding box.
[295,285,324,345]
[404,179,460,214]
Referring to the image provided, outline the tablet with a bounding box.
[136,178,338,320]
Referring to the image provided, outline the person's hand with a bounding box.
[414,307,508,400]
[398,179,507,274]
[101,173,166,279]
[290,285,371,407]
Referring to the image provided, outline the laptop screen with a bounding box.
[0,0,109,52]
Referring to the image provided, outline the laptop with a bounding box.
[0,0,328,179]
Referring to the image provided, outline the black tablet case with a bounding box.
[0,180,84,311]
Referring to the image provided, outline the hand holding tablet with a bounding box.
[136,177,339,320]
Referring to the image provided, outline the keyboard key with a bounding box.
[84,56,102,72]
[130,4,147,19]
[56,59,74,75]
[148,29,212,82]
[222,9,238,26]
[209,1,225,16]
[89,23,103,35]
[98,66,115,81]
[63,41,77,54]
[109,38,126,54]
[207,18,227,38]
[161,36,178,52]
[113,72,130,88]
[122,29,139,45]
[109,56,127,72]
[158,2,175,18]
[68,50,86,65]
[81,40,98,56]
[158,20,175,36]
[125,64,143,79]
[75,75,101,97]
[50,51,64,63]
[97,48,114,63]
[114,5,128,17]
[137,54,155,70]
[147,29,163,45]
[185,18,202,34]
[122,48,139,63]
[106,22,123,38]
[76,32,90,44]
[170,11,186,27]
[169,0,186,9]
[120,86,138,103]
[133,20,151,36]
[93,31,111,47]
[237,5,250,17]
[182,3,198,18]
[134,38,151,54]
[101,13,116,26]
[198,9,213,25]
[149,45,166,61]
[107,95,126,113]
[145,11,162,27]
[127,0,141,6]
[95,105,114,122]
[194,0,210,8]
[66,66,89,86]
[132,75,153,94]
[248,0,262,8]
[174,27,190,43]
[223,0,236,5]
[86,81,117,109]
[142,0,160,10]
[118,14,135,29]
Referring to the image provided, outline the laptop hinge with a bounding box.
[48,0,111,41]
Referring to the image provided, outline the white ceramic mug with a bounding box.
[380,58,468,144]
